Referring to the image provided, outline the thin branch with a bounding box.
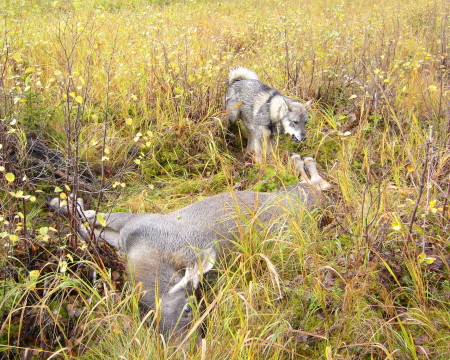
[407,126,433,241]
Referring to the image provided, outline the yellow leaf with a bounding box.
[12,53,23,62]
[406,165,415,172]
[134,159,141,165]
[5,173,15,182]
[60,193,67,200]
[349,94,357,99]
[9,234,19,242]
[125,118,133,125]
[391,221,402,231]
[188,73,196,83]
[418,252,436,265]
[25,67,36,74]
[29,270,40,280]
[75,96,83,104]
[96,213,107,227]
[59,260,68,273]
[112,327,122,334]
[39,227,49,235]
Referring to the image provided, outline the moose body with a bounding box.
[50,155,330,343]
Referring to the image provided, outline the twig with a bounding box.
[54,170,95,192]
[442,178,450,227]
[407,126,433,242]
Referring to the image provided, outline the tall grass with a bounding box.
[1,0,449,358]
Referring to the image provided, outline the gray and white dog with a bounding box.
[50,155,330,346]
[225,67,312,158]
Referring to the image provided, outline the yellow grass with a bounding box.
[1,0,449,359]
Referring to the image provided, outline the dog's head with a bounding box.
[281,100,312,142]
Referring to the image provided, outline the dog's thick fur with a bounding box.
[50,155,330,345]
[225,67,312,158]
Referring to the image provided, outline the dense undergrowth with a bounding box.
[0,0,449,359]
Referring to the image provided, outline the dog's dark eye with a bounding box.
[183,304,191,313]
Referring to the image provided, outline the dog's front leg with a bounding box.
[250,127,272,162]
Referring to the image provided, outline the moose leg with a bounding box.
[49,196,124,249]
[303,157,332,190]
[290,153,309,182]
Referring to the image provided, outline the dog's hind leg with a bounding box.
[225,98,242,126]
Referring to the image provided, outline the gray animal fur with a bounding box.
[49,155,330,345]
[225,67,312,158]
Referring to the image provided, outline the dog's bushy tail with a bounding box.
[228,67,259,85]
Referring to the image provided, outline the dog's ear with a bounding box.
[271,97,289,118]
[304,99,313,110]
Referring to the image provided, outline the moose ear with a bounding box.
[304,99,313,110]
[198,248,215,274]
[168,248,216,294]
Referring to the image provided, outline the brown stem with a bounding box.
[407,126,433,242]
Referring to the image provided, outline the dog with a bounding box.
[50,154,330,346]
[224,67,312,159]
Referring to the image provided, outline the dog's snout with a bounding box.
[292,134,306,143]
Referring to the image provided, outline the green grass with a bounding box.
[1,0,449,358]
